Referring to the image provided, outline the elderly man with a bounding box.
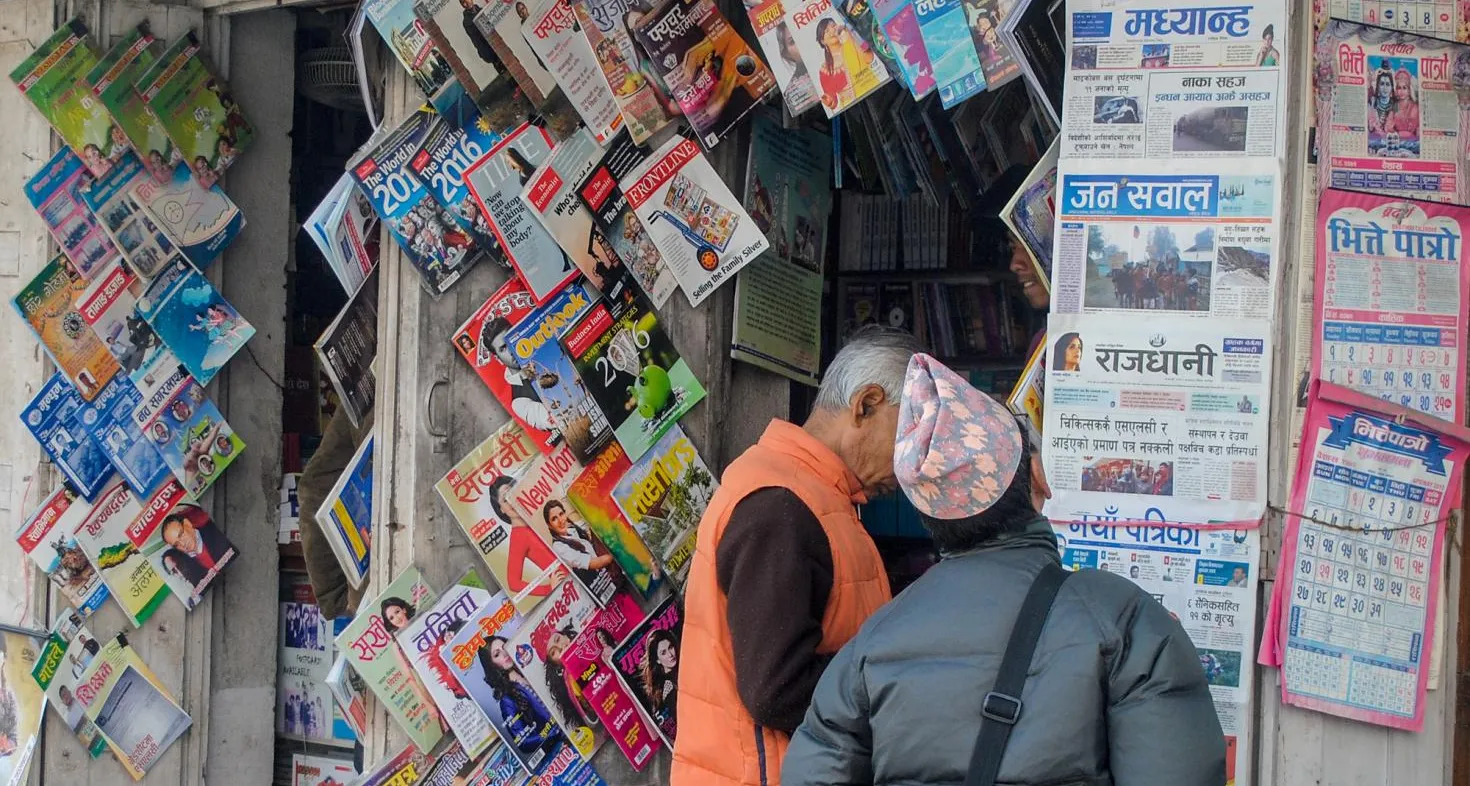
[784,354,1225,786]
[671,325,921,786]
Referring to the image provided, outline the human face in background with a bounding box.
[1009,234,1049,310]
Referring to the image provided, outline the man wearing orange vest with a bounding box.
[672,325,921,786]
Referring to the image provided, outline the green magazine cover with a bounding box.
[138,31,253,187]
[567,439,662,596]
[9,18,122,176]
[87,26,178,183]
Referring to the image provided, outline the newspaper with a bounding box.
[1325,0,1466,44]
[1040,313,1272,527]
[1050,160,1281,322]
[1316,21,1470,203]
[1260,382,1470,731]
[1055,519,1259,786]
[315,269,379,430]
[1314,189,1468,425]
[1287,160,1319,478]
[1063,0,1284,160]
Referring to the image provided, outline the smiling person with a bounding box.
[672,325,921,786]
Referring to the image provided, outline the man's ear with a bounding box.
[850,384,887,424]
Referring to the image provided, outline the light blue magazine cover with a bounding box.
[128,162,245,269]
[913,0,984,107]
[136,259,255,386]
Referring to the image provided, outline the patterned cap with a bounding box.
[894,354,1024,520]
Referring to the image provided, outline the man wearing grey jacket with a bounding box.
[783,354,1225,786]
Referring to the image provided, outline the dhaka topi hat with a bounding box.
[894,353,1024,520]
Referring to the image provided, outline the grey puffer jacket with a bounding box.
[783,517,1225,786]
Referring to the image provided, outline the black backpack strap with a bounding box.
[964,561,1072,786]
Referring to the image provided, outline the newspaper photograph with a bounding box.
[1051,160,1280,321]
[1315,21,1470,203]
[1041,313,1273,527]
[1056,518,1259,786]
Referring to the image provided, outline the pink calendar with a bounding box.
[1262,381,1470,730]
[1315,189,1470,425]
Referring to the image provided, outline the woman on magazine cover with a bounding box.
[542,626,602,733]
[542,500,621,593]
[489,476,564,600]
[641,628,679,726]
[478,635,564,756]
[816,18,857,110]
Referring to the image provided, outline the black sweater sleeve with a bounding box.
[716,487,835,734]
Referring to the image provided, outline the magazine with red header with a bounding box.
[505,578,604,760]
[128,479,237,610]
[567,440,662,596]
[521,127,628,294]
[575,131,677,307]
[561,593,662,770]
[452,276,558,453]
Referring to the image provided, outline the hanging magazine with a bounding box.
[131,367,246,497]
[0,631,44,786]
[414,0,506,99]
[453,277,560,451]
[72,478,171,628]
[79,153,184,281]
[335,565,446,753]
[611,424,715,584]
[569,0,678,143]
[137,32,254,187]
[962,0,1019,89]
[464,123,578,302]
[31,611,111,758]
[522,128,627,293]
[135,259,255,386]
[129,162,246,269]
[74,636,192,780]
[317,435,374,589]
[364,0,480,127]
[314,269,379,430]
[76,259,186,401]
[745,0,820,115]
[354,108,482,296]
[505,280,614,463]
[522,0,625,144]
[304,174,378,295]
[873,0,937,98]
[325,653,369,741]
[509,443,628,607]
[576,130,676,306]
[131,480,238,610]
[472,0,562,107]
[561,283,706,460]
[612,596,681,743]
[621,136,769,306]
[567,440,663,595]
[291,753,356,786]
[506,578,604,759]
[785,0,891,116]
[411,113,507,267]
[14,485,110,617]
[628,0,777,147]
[9,18,121,176]
[561,594,662,769]
[24,146,121,281]
[87,26,179,182]
[79,374,172,497]
[12,255,120,401]
[915,0,986,108]
[21,373,112,500]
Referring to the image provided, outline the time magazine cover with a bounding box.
[31,611,110,758]
[394,569,500,758]
[522,0,624,144]
[79,154,180,284]
[8,18,121,177]
[504,281,614,463]
[567,440,662,595]
[453,278,558,452]
[128,161,246,269]
[575,131,678,307]
[87,26,179,182]
[335,565,447,753]
[80,374,171,498]
[21,373,111,500]
[14,485,110,617]
[74,636,191,779]
[621,136,768,306]
[785,0,890,116]
[509,443,626,607]
[135,258,255,386]
[612,596,681,743]
[23,146,120,280]
[72,478,170,628]
[472,0,562,107]
[130,481,237,610]
[136,31,254,187]
[352,108,482,296]
[627,0,776,147]
[12,255,120,401]
[76,259,185,401]
[561,594,662,769]
[611,425,715,585]
[506,578,604,760]
[569,0,677,143]
[464,123,579,302]
[130,367,246,497]
[411,113,507,266]
[561,283,705,460]
[522,128,627,293]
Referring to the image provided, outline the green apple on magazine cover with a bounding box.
[732,113,832,386]
[611,425,716,585]
[560,278,705,462]
[393,568,500,759]
[567,439,663,596]
[136,31,254,187]
[336,565,446,753]
[9,18,123,177]
[71,477,171,628]
[87,26,180,184]
[31,609,110,759]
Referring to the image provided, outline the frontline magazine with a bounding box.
[567,440,663,595]
[411,113,507,267]
[12,255,120,401]
[129,367,246,497]
[8,18,121,177]
[79,154,183,282]
[21,373,112,501]
[611,424,714,585]
[15,485,111,617]
[23,146,120,281]
[453,276,560,451]
[136,31,254,187]
[509,442,628,607]
[335,565,447,753]
[129,162,246,268]
[317,434,374,589]
[87,26,178,181]
[622,135,769,306]
[612,596,681,743]
[314,268,379,430]
[575,131,678,307]
[71,478,171,628]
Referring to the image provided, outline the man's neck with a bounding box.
[801,409,848,466]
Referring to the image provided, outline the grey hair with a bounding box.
[814,325,924,411]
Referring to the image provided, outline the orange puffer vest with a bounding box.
[671,420,892,786]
